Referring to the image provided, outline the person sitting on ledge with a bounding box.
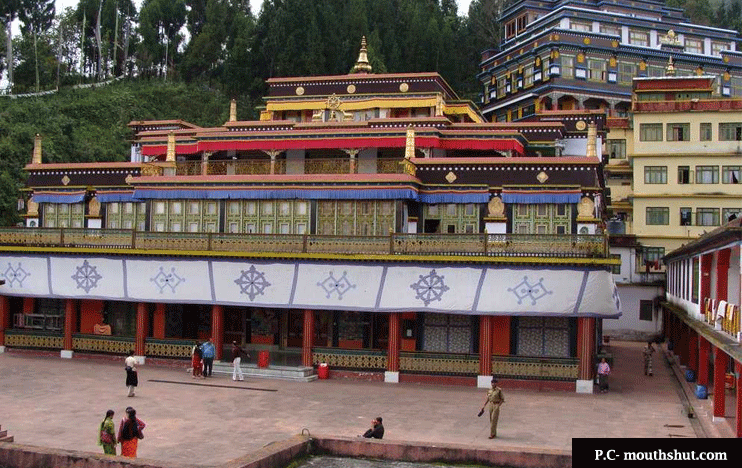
[361,417,384,439]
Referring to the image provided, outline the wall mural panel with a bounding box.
[0,254,621,318]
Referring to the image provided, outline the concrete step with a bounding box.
[207,362,318,382]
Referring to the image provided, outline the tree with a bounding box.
[137,0,187,79]
[19,0,56,92]
[1,0,23,89]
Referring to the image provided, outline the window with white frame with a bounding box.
[711,41,728,56]
[570,20,592,32]
[685,37,703,54]
[600,24,620,36]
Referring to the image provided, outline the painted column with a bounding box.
[302,309,314,368]
[713,347,728,420]
[576,317,596,393]
[385,312,401,383]
[716,249,731,302]
[736,360,742,437]
[62,299,76,358]
[152,303,166,339]
[0,295,9,351]
[687,328,698,374]
[135,303,148,360]
[212,305,224,360]
[478,315,493,388]
[698,335,710,387]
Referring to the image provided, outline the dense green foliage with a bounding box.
[0,80,247,226]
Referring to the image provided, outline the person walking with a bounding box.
[191,341,204,379]
[201,338,216,377]
[643,342,654,376]
[98,409,117,455]
[597,357,611,393]
[480,377,505,439]
[117,407,144,458]
[231,341,249,381]
[124,350,138,397]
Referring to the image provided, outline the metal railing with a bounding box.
[0,228,608,258]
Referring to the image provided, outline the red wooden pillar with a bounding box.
[716,249,731,302]
[63,299,77,351]
[698,335,710,387]
[212,305,224,360]
[387,312,401,373]
[0,295,9,346]
[152,303,166,339]
[577,317,596,381]
[678,322,688,366]
[479,315,493,376]
[736,360,742,438]
[135,303,148,356]
[713,347,728,419]
[302,309,314,368]
[687,328,698,374]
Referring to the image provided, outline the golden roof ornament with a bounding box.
[665,56,676,76]
[663,29,679,45]
[166,131,176,162]
[32,134,42,165]
[405,125,415,160]
[351,36,373,74]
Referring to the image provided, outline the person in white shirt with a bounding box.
[124,350,138,397]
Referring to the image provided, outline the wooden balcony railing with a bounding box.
[166,158,406,176]
[0,228,609,258]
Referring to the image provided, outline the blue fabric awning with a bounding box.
[32,193,86,204]
[501,192,582,204]
[96,192,137,203]
[133,188,418,200]
[418,193,491,204]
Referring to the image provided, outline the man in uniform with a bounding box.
[481,377,505,438]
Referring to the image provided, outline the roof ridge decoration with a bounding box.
[351,36,373,75]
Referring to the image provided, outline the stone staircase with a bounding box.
[0,424,13,443]
[209,362,318,382]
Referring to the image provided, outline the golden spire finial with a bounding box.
[166,132,176,162]
[351,36,373,74]
[665,56,676,77]
[229,99,237,122]
[32,134,42,165]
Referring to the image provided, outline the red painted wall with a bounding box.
[491,316,510,355]
[79,300,104,334]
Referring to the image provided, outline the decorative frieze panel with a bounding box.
[312,350,387,369]
[491,356,579,380]
[73,335,134,354]
[5,332,63,349]
[399,353,479,375]
[145,340,193,358]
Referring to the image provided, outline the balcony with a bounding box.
[143,158,407,177]
[702,298,741,341]
[0,228,608,259]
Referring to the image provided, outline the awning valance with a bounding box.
[95,192,137,203]
[418,192,491,204]
[501,190,582,204]
[31,192,86,204]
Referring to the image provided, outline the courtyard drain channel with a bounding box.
[148,379,278,392]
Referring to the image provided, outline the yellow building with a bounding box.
[608,73,742,265]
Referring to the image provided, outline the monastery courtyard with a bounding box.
[0,341,733,467]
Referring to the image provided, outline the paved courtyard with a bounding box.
[0,341,725,466]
